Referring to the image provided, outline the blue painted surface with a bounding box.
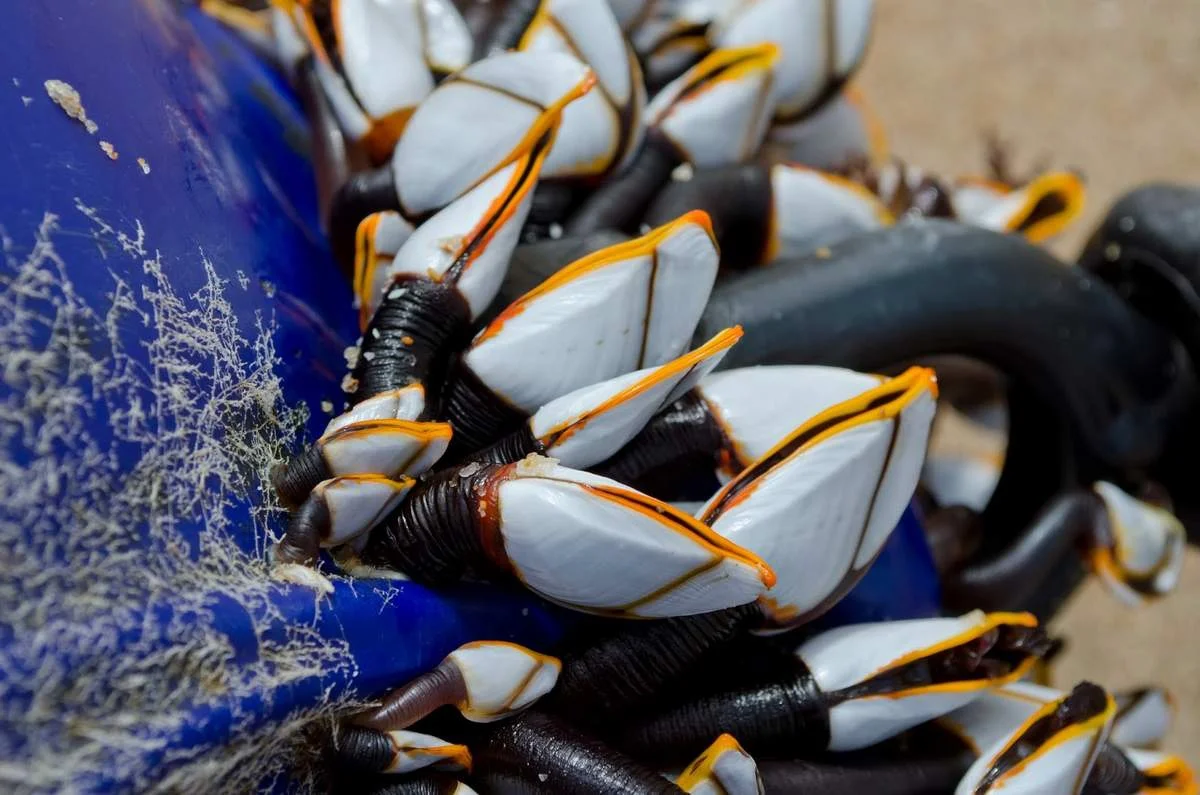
[0,2,940,789]
[0,3,561,791]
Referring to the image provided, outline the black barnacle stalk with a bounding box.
[1083,746,1153,795]
[463,710,683,794]
[438,369,532,462]
[618,655,831,764]
[334,722,472,777]
[756,753,973,795]
[354,658,469,733]
[336,725,409,774]
[545,604,761,728]
[618,621,1049,764]
[365,774,475,795]
[348,278,472,408]
[455,425,543,468]
[360,465,497,586]
[592,390,730,496]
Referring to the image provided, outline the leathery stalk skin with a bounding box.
[460,327,741,469]
[565,43,780,235]
[546,367,935,725]
[335,726,473,776]
[618,611,1050,763]
[754,751,974,795]
[463,710,684,794]
[351,641,561,731]
[943,681,1194,795]
[439,211,719,458]
[594,364,887,494]
[353,774,479,795]
[359,456,775,618]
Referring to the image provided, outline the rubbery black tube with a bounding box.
[617,659,830,764]
[439,364,530,462]
[360,466,495,584]
[1084,744,1148,795]
[642,165,774,270]
[592,391,729,497]
[546,604,760,728]
[1079,183,1200,365]
[352,278,471,406]
[941,492,1098,613]
[1079,183,1200,539]
[367,775,469,795]
[697,221,1182,472]
[465,710,683,794]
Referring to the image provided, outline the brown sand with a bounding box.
[858,0,1200,756]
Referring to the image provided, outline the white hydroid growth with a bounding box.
[0,206,355,793]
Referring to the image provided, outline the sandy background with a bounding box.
[857,1,1200,756]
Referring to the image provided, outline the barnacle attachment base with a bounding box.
[271,560,336,595]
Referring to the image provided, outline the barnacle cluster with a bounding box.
[193,1,1195,792]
